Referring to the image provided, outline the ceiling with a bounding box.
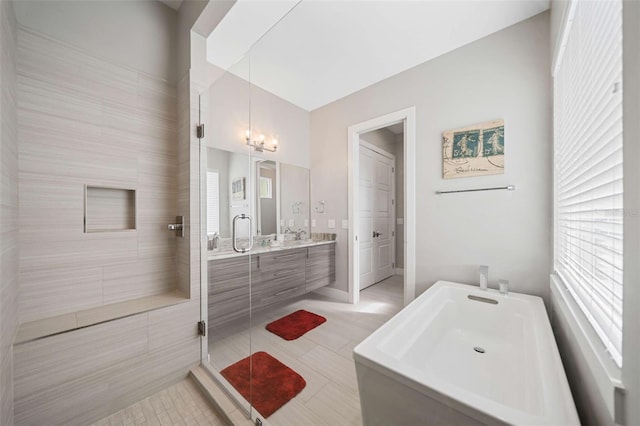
[206,0,549,111]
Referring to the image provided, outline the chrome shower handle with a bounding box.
[232,214,253,253]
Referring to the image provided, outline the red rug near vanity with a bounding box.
[266,309,326,340]
[220,351,306,418]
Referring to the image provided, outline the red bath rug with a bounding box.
[220,351,306,418]
[266,310,327,341]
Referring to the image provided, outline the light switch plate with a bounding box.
[341,219,349,229]
[288,219,295,227]
[397,218,404,225]
[280,219,285,226]
[328,219,336,229]
[304,219,309,227]
[311,219,317,227]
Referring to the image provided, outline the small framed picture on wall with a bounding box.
[231,177,246,201]
[442,119,505,179]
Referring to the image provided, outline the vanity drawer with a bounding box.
[258,248,307,305]
[207,255,260,328]
[259,269,307,305]
[208,256,259,295]
[258,248,307,272]
[306,244,336,291]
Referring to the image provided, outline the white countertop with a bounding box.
[207,239,336,260]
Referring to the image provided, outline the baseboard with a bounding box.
[395,268,404,276]
[312,286,349,302]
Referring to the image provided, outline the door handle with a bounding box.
[232,214,253,253]
[373,231,382,238]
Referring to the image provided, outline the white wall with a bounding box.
[13,0,178,82]
[310,12,551,299]
[0,2,18,424]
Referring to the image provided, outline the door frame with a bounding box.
[348,107,416,306]
[358,140,396,289]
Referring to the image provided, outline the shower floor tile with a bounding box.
[90,378,225,426]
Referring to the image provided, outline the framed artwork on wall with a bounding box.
[442,119,505,179]
[231,177,246,201]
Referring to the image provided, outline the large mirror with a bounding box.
[206,147,310,241]
[280,163,310,238]
[256,159,277,236]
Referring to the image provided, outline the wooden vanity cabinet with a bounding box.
[306,244,336,291]
[257,248,307,306]
[208,243,335,328]
[207,255,260,328]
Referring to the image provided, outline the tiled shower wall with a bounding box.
[16,28,180,322]
[11,25,201,425]
[1,1,19,424]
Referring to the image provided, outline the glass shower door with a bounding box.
[201,53,260,421]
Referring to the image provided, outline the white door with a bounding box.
[359,144,395,290]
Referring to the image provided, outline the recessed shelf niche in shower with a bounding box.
[84,186,136,233]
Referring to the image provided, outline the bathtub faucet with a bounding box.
[499,279,509,295]
[479,265,488,291]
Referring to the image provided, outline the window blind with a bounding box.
[207,171,220,235]
[554,0,623,366]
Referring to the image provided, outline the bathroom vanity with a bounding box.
[207,241,335,329]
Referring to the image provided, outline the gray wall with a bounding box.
[280,163,311,236]
[310,12,552,300]
[622,2,640,424]
[207,63,310,169]
[5,3,206,424]
[360,128,397,154]
[547,1,640,425]
[0,2,18,424]
[13,0,178,83]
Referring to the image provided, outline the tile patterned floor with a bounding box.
[93,276,403,426]
[90,378,226,426]
[208,275,404,425]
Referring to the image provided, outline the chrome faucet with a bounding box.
[499,279,509,295]
[208,232,219,250]
[479,265,488,291]
[296,228,307,241]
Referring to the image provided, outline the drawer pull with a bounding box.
[274,253,300,260]
[274,269,297,277]
[274,287,300,296]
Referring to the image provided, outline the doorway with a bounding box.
[358,141,395,290]
[348,107,416,306]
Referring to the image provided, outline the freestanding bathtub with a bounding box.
[353,280,579,425]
